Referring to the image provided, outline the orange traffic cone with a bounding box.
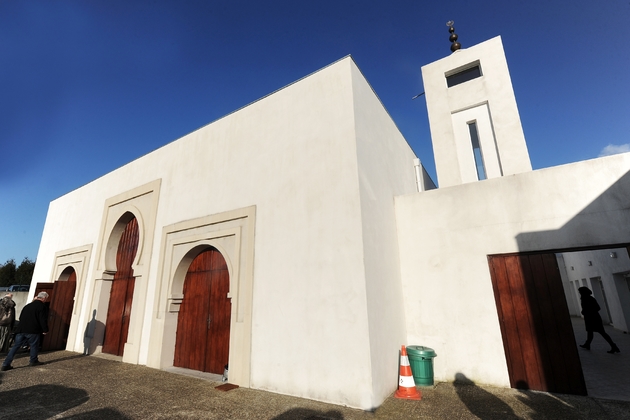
[395,345,422,400]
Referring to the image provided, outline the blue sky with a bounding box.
[1,0,629,263]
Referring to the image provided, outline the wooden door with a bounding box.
[40,270,77,351]
[174,247,231,374]
[488,253,587,395]
[34,283,54,340]
[34,282,54,301]
[103,217,139,356]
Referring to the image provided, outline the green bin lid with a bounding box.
[406,345,437,358]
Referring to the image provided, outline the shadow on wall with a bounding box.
[83,309,104,355]
[0,384,89,420]
[515,170,630,258]
[505,169,630,396]
[271,408,344,419]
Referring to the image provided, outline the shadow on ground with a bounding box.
[37,352,89,365]
[59,407,131,419]
[0,384,89,420]
[453,373,630,420]
[454,373,520,419]
[271,408,344,419]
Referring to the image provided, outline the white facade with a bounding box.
[33,57,418,409]
[30,37,630,409]
[396,154,630,387]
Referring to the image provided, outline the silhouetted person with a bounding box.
[1,291,49,370]
[578,286,620,354]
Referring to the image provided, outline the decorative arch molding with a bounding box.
[147,205,256,388]
[49,244,93,353]
[58,266,77,281]
[102,206,146,276]
[94,180,160,279]
[89,179,161,364]
[167,241,235,313]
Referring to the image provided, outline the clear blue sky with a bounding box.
[1,0,629,264]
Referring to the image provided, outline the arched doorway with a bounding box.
[174,247,231,374]
[103,216,139,356]
[35,267,77,351]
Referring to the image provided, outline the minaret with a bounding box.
[421,25,531,188]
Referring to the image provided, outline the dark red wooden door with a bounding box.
[103,217,139,356]
[34,283,54,344]
[41,270,77,351]
[488,253,587,395]
[174,247,231,374]
[34,282,54,301]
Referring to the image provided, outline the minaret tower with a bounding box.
[421,24,531,188]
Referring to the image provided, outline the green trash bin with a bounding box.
[406,345,437,386]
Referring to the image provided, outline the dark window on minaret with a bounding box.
[446,65,481,87]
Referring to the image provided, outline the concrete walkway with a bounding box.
[1,350,630,419]
[571,316,630,401]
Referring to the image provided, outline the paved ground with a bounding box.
[1,350,629,419]
[572,316,630,401]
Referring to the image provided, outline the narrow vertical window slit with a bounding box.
[468,122,486,180]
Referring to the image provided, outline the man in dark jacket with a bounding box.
[1,291,49,371]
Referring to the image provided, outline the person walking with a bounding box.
[0,293,16,352]
[578,286,620,354]
[1,291,49,371]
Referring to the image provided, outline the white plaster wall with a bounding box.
[350,63,418,405]
[555,254,581,317]
[396,153,630,387]
[422,36,531,187]
[35,178,113,352]
[32,56,417,409]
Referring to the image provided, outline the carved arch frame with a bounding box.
[148,205,256,388]
[88,179,161,363]
[48,244,93,353]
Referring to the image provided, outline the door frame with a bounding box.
[488,242,630,396]
[46,245,92,353]
[149,205,256,388]
[89,180,160,364]
[37,267,77,351]
[173,246,231,374]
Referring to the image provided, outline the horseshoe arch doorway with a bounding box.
[102,215,139,356]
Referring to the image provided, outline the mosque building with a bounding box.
[31,31,630,409]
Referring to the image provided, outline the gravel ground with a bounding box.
[0,351,629,419]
